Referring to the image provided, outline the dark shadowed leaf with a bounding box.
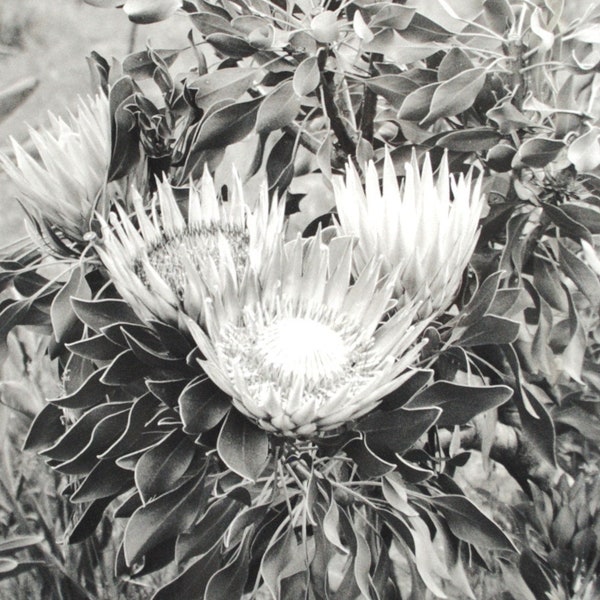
[358,406,441,457]
[217,410,269,481]
[23,403,65,452]
[436,127,501,152]
[124,473,207,565]
[153,546,221,600]
[135,431,198,502]
[71,459,134,503]
[406,382,512,427]
[179,377,231,434]
[428,495,516,551]
[72,297,142,332]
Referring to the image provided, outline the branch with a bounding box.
[317,50,356,157]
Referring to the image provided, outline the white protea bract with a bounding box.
[0,94,112,242]
[186,233,429,437]
[96,169,285,326]
[334,152,485,317]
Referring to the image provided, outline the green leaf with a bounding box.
[369,4,415,29]
[124,474,207,565]
[561,204,600,234]
[108,76,140,181]
[255,80,301,134]
[456,315,520,346]
[217,410,269,481]
[100,393,161,459]
[0,535,43,554]
[49,367,113,410]
[428,495,516,551]
[344,437,396,478]
[421,68,486,125]
[205,535,251,599]
[458,271,504,326]
[398,82,438,121]
[293,56,320,96]
[400,13,453,43]
[379,369,434,411]
[260,527,296,599]
[511,137,565,169]
[365,73,418,106]
[206,33,256,58]
[146,378,188,408]
[358,406,441,458]
[72,297,142,332]
[559,241,600,305]
[190,67,259,110]
[67,333,122,361]
[406,382,512,427]
[42,403,129,461]
[57,408,131,475]
[176,497,240,564]
[438,48,473,81]
[123,48,180,79]
[543,203,593,244]
[71,459,133,503]
[135,431,198,503]
[50,267,90,345]
[266,132,295,194]
[153,546,222,600]
[179,377,231,434]
[22,403,64,452]
[436,127,501,152]
[192,97,261,150]
[67,495,115,544]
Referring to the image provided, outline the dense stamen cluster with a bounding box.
[133,225,250,299]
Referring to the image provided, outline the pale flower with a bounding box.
[186,232,429,437]
[96,169,285,326]
[0,94,112,244]
[333,152,484,317]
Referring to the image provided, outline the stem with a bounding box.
[359,54,380,143]
[317,50,356,157]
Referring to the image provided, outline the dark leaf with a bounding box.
[179,377,231,434]
[22,403,65,452]
[124,473,207,565]
[428,495,516,551]
[406,382,512,427]
[512,137,564,169]
[72,297,142,332]
[379,369,434,411]
[71,460,134,503]
[217,410,269,481]
[135,431,198,503]
[358,406,441,458]
[436,127,501,152]
[67,495,115,544]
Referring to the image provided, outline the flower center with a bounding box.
[134,225,249,298]
[255,317,350,384]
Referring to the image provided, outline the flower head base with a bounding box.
[334,152,484,318]
[187,234,429,437]
[97,169,285,326]
[0,94,112,244]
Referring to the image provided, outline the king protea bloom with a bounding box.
[334,152,484,317]
[186,233,429,436]
[96,170,285,326]
[0,94,112,244]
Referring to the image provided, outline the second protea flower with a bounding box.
[334,152,484,317]
[0,94,113,246]
[96,169,285,326]
[186,233,429,436]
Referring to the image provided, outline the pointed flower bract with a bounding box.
[334,152,485,317]
[0,94,112,244]
[97,169,285,326]
[186,233,429,437]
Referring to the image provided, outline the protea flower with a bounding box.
[333,152,484,317]
[186,233,428,436]
[0,94,112,245]
[96,169,285,326]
